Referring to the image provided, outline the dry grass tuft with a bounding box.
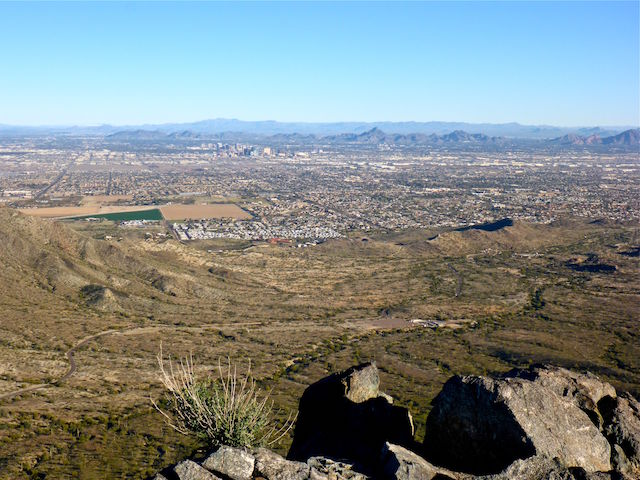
[152,344,296,448]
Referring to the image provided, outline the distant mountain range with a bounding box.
[103,126,640,147]
[321,128,500,145]
[104,127,503,145]
[106,129,169,141]
[1,118,637,140]
[550,128,640,146]
[105,129,208,141]
[131,119,634,139]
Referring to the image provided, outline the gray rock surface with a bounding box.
[203,445,255,480]
[477,456,574,480]
[476,455,631,480]
[611,443,632,475]
[307,456,369,479]
[602,392,640,475]
[174,459,222,480]
[342,363,380,403]
[254,447,310,480]
[507,365,616,428]
[381,442,458,480]
[308,469,328,480]
[423,367,612,474]
[288,362,414,466]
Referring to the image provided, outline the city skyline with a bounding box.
[0,1,638,127]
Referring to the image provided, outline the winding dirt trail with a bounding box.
[54,330,119,385]
[0,322,264,402]
[446,262,463,297]
[0,329,118,401]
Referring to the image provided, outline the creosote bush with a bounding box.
[152,345,295,448]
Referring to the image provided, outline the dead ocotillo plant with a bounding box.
[152,344,296,448]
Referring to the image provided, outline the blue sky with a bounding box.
[0,1,638,126]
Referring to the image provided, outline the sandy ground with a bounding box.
[160,203,251,220]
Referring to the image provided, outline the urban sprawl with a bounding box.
[1,136,638,242]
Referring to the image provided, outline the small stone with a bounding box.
[381,442,455,480]
[203,445,255,480]
[342,363,380,403]
[174,459,222,480]
[254,447,310,480]
[307,456,369,479]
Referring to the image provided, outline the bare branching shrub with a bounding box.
[152,345,296,448]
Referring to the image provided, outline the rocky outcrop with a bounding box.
[423,366,614,474]
[601,392,640,475]
[153,445,371,480]
[151,364,639,480]
[288,362,414,468]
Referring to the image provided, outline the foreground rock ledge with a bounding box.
[151,363,640,480]
[423,367,613,474]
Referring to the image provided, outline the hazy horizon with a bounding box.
[1,117,637,130]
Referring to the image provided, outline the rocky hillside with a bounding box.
[0,207,239,320]
[151,363,640,480]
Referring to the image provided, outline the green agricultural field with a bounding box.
[69,208,164,221]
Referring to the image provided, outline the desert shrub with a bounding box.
[528,288,545,311]
[152,346,295,448]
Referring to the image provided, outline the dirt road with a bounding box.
[446,262,463,297]
[0,322,263,402]
[0,330,118,401]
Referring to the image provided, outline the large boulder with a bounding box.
[202,445,255,480]
[288,363,414,467]
[423,367,612,475]
[601,392,640,475]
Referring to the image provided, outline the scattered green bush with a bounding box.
[529,288,545,310]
